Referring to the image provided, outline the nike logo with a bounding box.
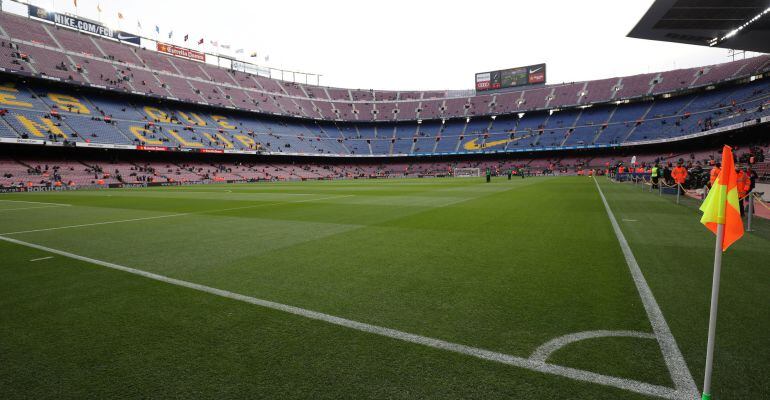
[530,67,543,74]
[463,134,532,151]
[117,33,138,40]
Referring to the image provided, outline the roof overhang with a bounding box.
[628,0,770,53]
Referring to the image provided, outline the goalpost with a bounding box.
[453,167,481,177]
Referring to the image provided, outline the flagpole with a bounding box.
[701,223,724,400]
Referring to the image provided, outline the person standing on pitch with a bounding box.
[736,166,751,217]
[709,162,721,188]
[671,161,688,195]
[747,165,757,193]
[662,162,672,186]
[651,163,660,189]
[507,169,512,180]
[486,167,491,183]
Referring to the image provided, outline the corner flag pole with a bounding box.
[701,223,725,400]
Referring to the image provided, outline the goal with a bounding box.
[454,167,481,177]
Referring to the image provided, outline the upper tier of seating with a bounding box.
[1,10,769,123]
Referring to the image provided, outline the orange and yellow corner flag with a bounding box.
[699,145,744,251]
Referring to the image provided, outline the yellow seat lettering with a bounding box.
[17,115,67,138]
[234,134,257,149]
[128,126,163,145]
[178,111,207,126]
[48,93,90,114]
[144,106,171,122]
[211,115,236,130]
[168,129,203,147]
[203,132,233,148]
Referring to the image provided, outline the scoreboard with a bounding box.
[475,64,546,91]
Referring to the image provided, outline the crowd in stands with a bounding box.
[2,142,768,190]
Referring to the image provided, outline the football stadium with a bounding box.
[0,0,769,399]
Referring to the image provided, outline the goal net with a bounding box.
[454,167,481,177]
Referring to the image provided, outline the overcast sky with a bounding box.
[12,0,760,90]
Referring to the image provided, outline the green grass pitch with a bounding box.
[0,177,767,399]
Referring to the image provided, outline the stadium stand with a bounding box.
[1,7,770,192]
[3,141,767,188]
[0,9,768,124]
[0,77,756,156]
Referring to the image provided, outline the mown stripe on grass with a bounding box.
[0,195,353,236]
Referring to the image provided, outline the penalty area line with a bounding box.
[0,234,682,400]
[593,177,699,399]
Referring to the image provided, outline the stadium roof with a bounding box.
[628,0,770,53]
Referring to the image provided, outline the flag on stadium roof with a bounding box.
[184,34,189,41]
[221,44,230,49]
[118,12,124,19]
[73,0,78,7]
[265,55,269,62]
[700,145,744,251]
[250,52,257,57]
[97,4,101,12]
[236,49,244,54]
[155,25,160,34]
[137,21,142,29]
[198,38,204,45]
[168,30,173,39]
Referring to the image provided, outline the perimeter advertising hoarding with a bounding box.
[156,42,206,62]
[475,63,546,91]
[28,5,141,45]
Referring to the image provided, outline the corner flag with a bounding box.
[699,145,743,251]
[698,145,744,400]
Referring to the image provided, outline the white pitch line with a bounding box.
[0,234,681,400]
[0,205,72,212]
[0,195,354,236]
[29,256,53,262]
[593,177,699,399]
[0,199,72,206]
[529,330,656,363]
[1,213,190,236]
